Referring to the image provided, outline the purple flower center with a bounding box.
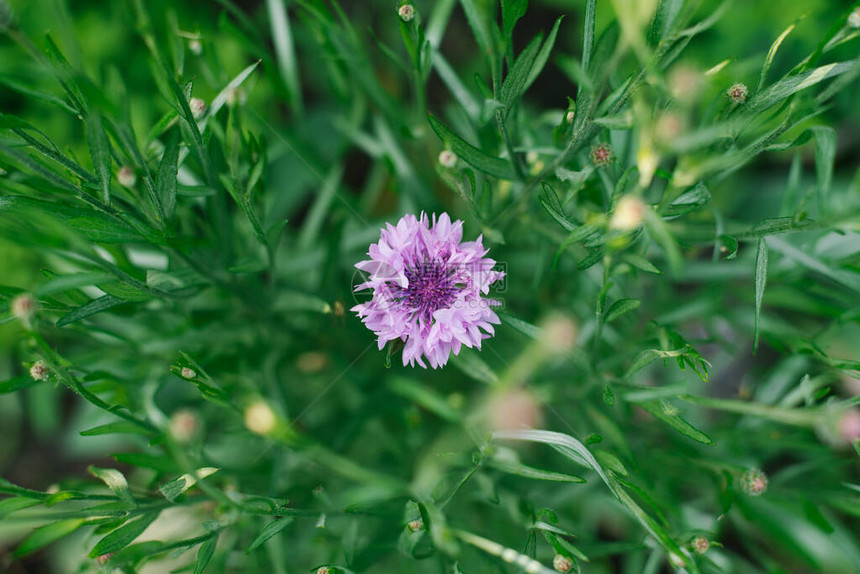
[397,259,463,321]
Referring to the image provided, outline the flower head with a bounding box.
[591,143,613,166]
[553,554,573,573]
[727,83,749,104]
[117,166,136,188]
[692,536,709,554]
[438,150,458,168]
[741,468,768,496]
[11,293,37,323]
[29,360,49,381]
[849,8,860,29]
[398,4,415,22]
[352,213,504,368]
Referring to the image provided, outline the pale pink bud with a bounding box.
[189,97,206,119]
[398,4,414,22]
[591,143,613,166]
[117,166,136,188]
[553,554,573,572]
[692,536,709,554]
[10,293,37,323]
[438,150,458,168]
[727,83,749,104]
[180,367,197,379]
[741,468,768,496]
[29,360,49,381]
[610,195,645,231]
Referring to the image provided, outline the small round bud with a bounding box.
[669,552,686,568]
[849,8,860,29]
[316,568,330,574]
[297,352,328,373]
[488,388,542,432]
[189,97,207,119]
[11,293,37,323]
[655,112,684,143]
[169,409,199,443]
[244,400,277,435]
[668,65,702,104]
[591,143,613,166]
[565,109,575,124]
[438,150,458,168]
[741,468,768,496]
[692,536,709,554]
[553,554,573,573]
[180,367,197,379]
[96,553,113,565]
[541,314,578,354]
[398,4,414,22]
[727,83,749,104]
[609,195,645,231]
[838,409,860,443]
[29,360,49,381]
[188,38,202,55]
[407,519,423,532]
[117,166,137,188]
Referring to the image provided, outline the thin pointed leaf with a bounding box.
[86,112,112,204]
[754,237,768,352]
[428,114,515,179]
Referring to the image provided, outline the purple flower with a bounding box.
[352,213,505,368]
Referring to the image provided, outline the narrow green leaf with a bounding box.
[606,299,641,323]
[660,182,711,219]
[625,349,661,378]
[247,518,293,553]
[15,519,86,558]
[428,114,515,179]
[649,0,682,45]
[499,312,542,339]
[582,0,596,71]
[523,16,564,94]
[157,130,180,220]
[195,536,218,574]
[89,466,136,506]
[636,401,714,445]
[811,126,835,213]
[759,22,797,92]
[0,374,43,393]
[159,468,220,502]
[459,0,494,57]
[86,112,112,204]
[0,497,42,518]
[81,421,153,437]
[754,237,768,352]
[272,290,331,314]
[450,349,499,385]
[89,513,159,558]
[488,458,585,483]
[501,0,528,41]
[500,33,542,111]
[56,295,126,327]
[643,207,683,275]
[746,62,852,114]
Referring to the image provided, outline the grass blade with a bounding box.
[754,237,768,352]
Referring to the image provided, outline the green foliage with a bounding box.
[0,0,859,573]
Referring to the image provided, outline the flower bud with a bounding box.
[553,554,573,572]
[189,97,207,119]
[609,195,645,231]
[727,83,749,104]
[565,109,575,124]
[398,4,414,22]
[591,143,613,167]
[10,293,37,323]
[849,8,860,29]
[29,360,49,381]
[838,408,860,443]
[541,314,578,354]
[669,552,686,568]
[741,468,768,496]
[169,409,199,443]
[692,536,709,554]
[407,519,423,532]
[438,150,458,168]
[96,553,113,565]
[117,166,137,188]
[189,38,202,55]
[316,568,330,574]
[180,367,197,379]
[669,65,702,104]
[244,400,277,435]
[488,388,542,432]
